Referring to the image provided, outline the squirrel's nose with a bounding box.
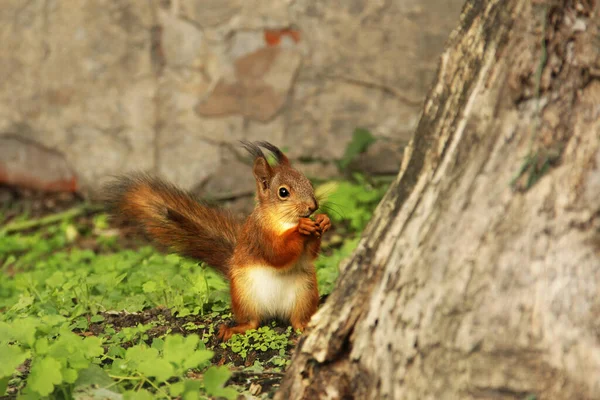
[308,198,318,214]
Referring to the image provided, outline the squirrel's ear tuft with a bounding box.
[241,140,273,193]
[252,157,272,193]
[256,141,290,166]
[240,140,266,160]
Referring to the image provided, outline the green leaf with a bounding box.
[125,345,159,365]
[182,380,203,400]
[109,359,128,376]
[169,380,203,400]
[0,344,29,378]
[39,315,68,331]
[137,358,174,383]
[46,271,66,288]
[46,332,99,370]
[177,307,191,317]
[150,338,164,352]
[28,357,63,396]
[183,349,213,370]
[164,253,181,264]
[0,318,38,346]
[107,345,126,359]
[142,281,157,293]
[163,334,198,366]
[93,214,109,230]
[71,317,89,331]
[90,315,104,323]
[203,366,237,400]
[61,367,79,384]
[10,293,34,311]
[35,337,49,355]
[118,295,146,312]
[169,381,185,397]
[123,389,153,400]
[339,128,376,169]
[15,386,43,400]
[74,364,115,389]
[82,336,104,358]
[0,376,9,395]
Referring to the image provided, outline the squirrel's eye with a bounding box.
[278,187,290,199]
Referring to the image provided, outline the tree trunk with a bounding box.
[277,0,600,399]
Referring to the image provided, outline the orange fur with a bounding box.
[218,214,328,340]
[258,226,306,268]
[105,174,240,275]
[290,271,320,331]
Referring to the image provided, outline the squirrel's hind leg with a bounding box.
[219,275,260,341]
[217,320,259,342]
[290,275,319,332]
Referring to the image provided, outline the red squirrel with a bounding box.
[105,141,331,341]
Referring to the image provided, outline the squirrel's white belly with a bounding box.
[244,264,310,319]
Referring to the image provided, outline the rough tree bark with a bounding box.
[277,0,600,399]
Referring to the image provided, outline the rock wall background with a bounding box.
[0,0,463,202]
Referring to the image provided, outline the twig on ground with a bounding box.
[0,203,104,234]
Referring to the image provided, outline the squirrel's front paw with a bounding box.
[298,218,319,236]
[315,214,331,234]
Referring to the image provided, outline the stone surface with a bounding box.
[0,137,77,192]
[348,140,405,175]
[0,0,464,197]
[283,80,412,160]
[0,1,155,191]
[200,150,255,200]
[197,46,302,122]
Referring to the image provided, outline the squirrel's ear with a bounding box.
[256,141,290,166]
[253,157,272,193]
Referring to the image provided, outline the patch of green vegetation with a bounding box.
[102,321,158,348]
[338,128,377,170]
[315,173,389,294]
[316,236,360,295]
[0,216,235,399]
[1,242,228,320]
[0,317,236,399]
[317,174,388,233]
[222,325,293,365]
[110,334,236,400]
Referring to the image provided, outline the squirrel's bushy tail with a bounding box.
[105,174,241,276]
